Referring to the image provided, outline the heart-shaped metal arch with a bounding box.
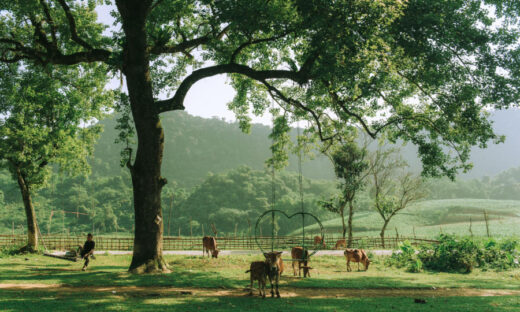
[254,209,325,258]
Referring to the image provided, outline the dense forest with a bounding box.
[1,112,520,236]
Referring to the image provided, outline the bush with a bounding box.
[385,240,423,273]
[0,245,25,258]
[419,235,478,273]
[476,237,520,271]
[385,235,520,273]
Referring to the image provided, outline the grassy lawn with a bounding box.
[1,291,519,312]
[1,253,520,311]
[1,253,519,289]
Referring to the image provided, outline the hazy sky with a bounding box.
[96,5,273,125]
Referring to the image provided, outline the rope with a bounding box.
[270,104,276,252]
[296,121,305,252]
[36,220,48,252]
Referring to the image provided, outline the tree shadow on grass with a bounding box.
[0,290,518,312]
[0,261,246,289]
[287,274,520,290]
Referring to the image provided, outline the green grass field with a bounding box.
[1,253,520,311]
[292,199,520,238]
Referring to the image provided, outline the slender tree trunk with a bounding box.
[15,168,38,252]
[347,201,354,248]
[380,219,390,249]
[117,1,169,273]
[340,206,346,240]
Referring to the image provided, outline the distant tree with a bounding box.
[320,139,369,246]
[368,148,427,247]
[0,63,109,251]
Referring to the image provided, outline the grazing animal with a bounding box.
[246,261,268,298]
[313,236,326,248]
[263,251,283,298]
[335,239,346,250]
[202,236,219,258]
[344,248,370,271]
[291,246,311,277]
[278,257,285,276]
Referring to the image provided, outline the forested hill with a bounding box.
[91,109,520,186]
[91,111,335,187]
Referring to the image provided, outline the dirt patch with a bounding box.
[1,283,519,298]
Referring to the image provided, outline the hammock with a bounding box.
[43,252,79,262]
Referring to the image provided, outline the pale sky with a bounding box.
[96,5,273,125]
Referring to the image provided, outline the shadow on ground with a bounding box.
[0,290,519,312]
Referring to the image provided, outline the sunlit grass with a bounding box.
[1,253,519,290]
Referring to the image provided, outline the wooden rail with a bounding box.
[0,234,438,251]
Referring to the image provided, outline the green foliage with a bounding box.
[385,240,423,273]
[386,235,520,274]
[177,166,335,236]
[330,141,369,198]
[0,61,110,190]
[0,245,24,258]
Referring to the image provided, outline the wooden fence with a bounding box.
[0,234,438,251]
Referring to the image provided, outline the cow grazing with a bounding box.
[291,247,311,278]
[202,236,219,258]
[344,248,370,271]
[335,239,346,250]
[263,251,283,298]
[246,261,268,298]
[278,257,285,276]
[313,236,326,248]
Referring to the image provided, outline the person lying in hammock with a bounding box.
[77,233,95,271]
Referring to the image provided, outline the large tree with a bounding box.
[1,0,518,272]
[0,62,109,251]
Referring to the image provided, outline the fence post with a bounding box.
[484,210,490,237]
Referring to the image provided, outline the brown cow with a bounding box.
[246,261,268,298]
[344,248,370,271]
[278,257,284,276]
[291,247,311,278]
[313,236,326,248]
[263,251,283,298]
[335,239,346,250]
[202,236,219,258]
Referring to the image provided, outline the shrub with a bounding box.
[419,234,478,273]
[385,240,423,273]
[386,235,520,273]
[0,245,25,258]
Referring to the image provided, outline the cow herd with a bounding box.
[202,235,371,298]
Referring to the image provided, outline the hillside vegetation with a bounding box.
[294,199,520,238]
[2,112,520,238]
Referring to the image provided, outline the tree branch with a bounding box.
[39,0,58,49]
[261,80,337,143]
[230,33,288,63]
[155,63,310,113]
[56,0,94,50]
[149,35,210,55]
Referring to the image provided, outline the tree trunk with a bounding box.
[380,220,390,249]
[117,1,169,273]
[340,206,346,240]
[15,168,38,252]
[347,201,354,248]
